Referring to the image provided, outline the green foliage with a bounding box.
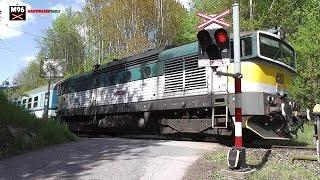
[0,92,77,158]
[290,0,320,108]
[38,8,86,75]
[10,60,46,97]
[296,123,315,146]
[175,11,198,45]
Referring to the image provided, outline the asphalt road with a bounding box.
[0,138,223,180]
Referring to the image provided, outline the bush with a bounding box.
[0,92,77,158]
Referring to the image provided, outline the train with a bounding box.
[13,83,58,118]
[54,29,306,141]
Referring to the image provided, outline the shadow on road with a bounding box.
[0,138,162,179]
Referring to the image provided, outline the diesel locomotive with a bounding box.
[56,29,305,140]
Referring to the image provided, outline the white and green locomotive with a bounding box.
[57,30,305,140]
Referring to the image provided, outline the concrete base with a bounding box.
[221,168,256,179]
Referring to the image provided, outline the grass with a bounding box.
[248,160,319,180]
[205,122,319,180]
[295,123,315,146]
[0,92,77,158]
[206,150,319,180]
[252,122,316,147]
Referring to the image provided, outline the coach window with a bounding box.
[33,96,38,108]
[28,97,32,109]
[22,99,27,108]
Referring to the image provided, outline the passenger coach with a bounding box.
[13,84,58,118]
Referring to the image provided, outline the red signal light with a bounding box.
[215,31,229,44]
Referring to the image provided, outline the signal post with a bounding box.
[197,3,252,172]
[226,3,248,171]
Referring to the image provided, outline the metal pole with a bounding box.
[249,0,253,20]
[317,115,320,162]
[43,64,51,119]
[226,3,248,171]
[233,3,243,148]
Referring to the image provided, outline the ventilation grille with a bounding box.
[164,54,206,93]
[184,55,206,90]
[164,57,184,93]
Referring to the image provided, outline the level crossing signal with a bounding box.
[197,28,230,60]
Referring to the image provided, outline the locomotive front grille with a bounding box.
[164,54,206,94]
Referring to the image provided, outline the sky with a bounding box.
[0,0,192,84]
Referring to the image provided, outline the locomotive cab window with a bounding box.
[230,37,253,59]
[259,33,295,69]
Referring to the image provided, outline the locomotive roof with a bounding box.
[62,46,175,83]
[159,42,198,60]
[97,45,176,70]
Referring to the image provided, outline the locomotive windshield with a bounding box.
[258,33,295,70]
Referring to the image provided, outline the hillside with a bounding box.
[0,92,76,159]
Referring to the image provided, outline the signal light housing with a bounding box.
[197,28,230,60]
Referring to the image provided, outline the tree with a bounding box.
[290,0,320,108]
[83,0,186,59]
[13,60,46,95]
[37,8,86,75]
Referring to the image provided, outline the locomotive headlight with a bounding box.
[267,96,275,104]
[292,102,298,110]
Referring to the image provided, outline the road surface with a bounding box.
[0,138,223,180]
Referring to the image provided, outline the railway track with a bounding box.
[77,133,228,143]
[77,133,317,152]
[271,145,317,151]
